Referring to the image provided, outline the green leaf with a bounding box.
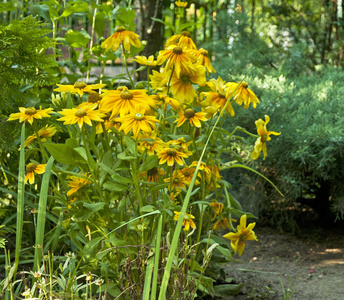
[215,245,234,261]
[140,205,155,214]
[30,4,50,20]
[64,30,91,48]
[103,181,127,192]
[44,142,87,166]
[83,202,106,212]
[123,136,136,155]
[66,138,79,148]
[118,152,136,161]
[111,173,133,184]
[113,7,136,30]
[139,155,158,173]
[94,11,105,37]
[61,1,89,18]
[213,283,244,297]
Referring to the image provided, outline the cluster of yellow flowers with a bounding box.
[7,23,279,256]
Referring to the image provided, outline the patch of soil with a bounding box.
[223,226,344,299]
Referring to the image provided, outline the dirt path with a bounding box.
[223,226,344,299]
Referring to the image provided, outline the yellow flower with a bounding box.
[54,81,106,97]
[78,92,103,108]
[179,166,200,185]
[158,147,189,166]
[175,108,207,128]
[57,104,106,129]
[225,81,260,109]
[151,93,181,111]
[202,77,235,116]
[168,137,191,150]
[25,163,46,184]
[139,167,166,182]
[209,202,224,220]
[67,173,92,197]
[208,164,222,190]
[191,48,216,75]
[133,55,158,66]
[138,133,166,155]
[24,125,57,148]
[156,46,196,77]
[101,26,141,52]
[7,107,53,125]
[117,105,159,138]
[251,115,281,160]
[100,86,155,119]
[190,161,212,182]
[166,31,197,50]
[213,217,236,231]
[164,170,189,191]
[174,211,196,231]
[223,214,258,256]
[170,191,180,202]
[149,70,170,94]
[170,64,206,103]
[175,0,188,8]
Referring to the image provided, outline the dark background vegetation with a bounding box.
[1,0,344,235]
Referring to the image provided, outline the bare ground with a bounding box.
[223,226,344,300]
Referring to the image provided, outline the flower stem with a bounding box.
[121,45,135,87]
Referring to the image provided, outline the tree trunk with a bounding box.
[135,0,164,81]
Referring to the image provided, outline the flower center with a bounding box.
[115,26,126,32]
[261,134,267,143]
[184,109,195,118]
[181,75,190,83]
[134,113,145,120]
[74,81,87,89]
[240,234,247,242]
[166,148,177,157]
[87,93,101,103]
[117,86,126,91]
[173,46,183,54]
[147,167,158,177]
[181,31,191,37]
[184,214,190,220]
[75,109,87,117]
[26,163,37,173]
[173,177,180,183]
[199,48,208,56]
[241,81,248,88]
[25,107,37,115]
[218,92,226,98]
[120,90,133,100]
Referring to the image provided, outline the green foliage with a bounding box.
[0,16,58,109]
[228,67,344,227]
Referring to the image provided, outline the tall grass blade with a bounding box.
[13,124,26,280]
[142,257,154,299]
[151,215,163,300]
[34,156,54,272]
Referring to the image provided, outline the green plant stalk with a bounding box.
[13,124,26,281]
[166,65,175,96]
[192,174,206,265]
[150,215,163,300]
[131,139,144,208]
[147,67,151,94]
[121,46,135,87]
[224,164,284,197]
